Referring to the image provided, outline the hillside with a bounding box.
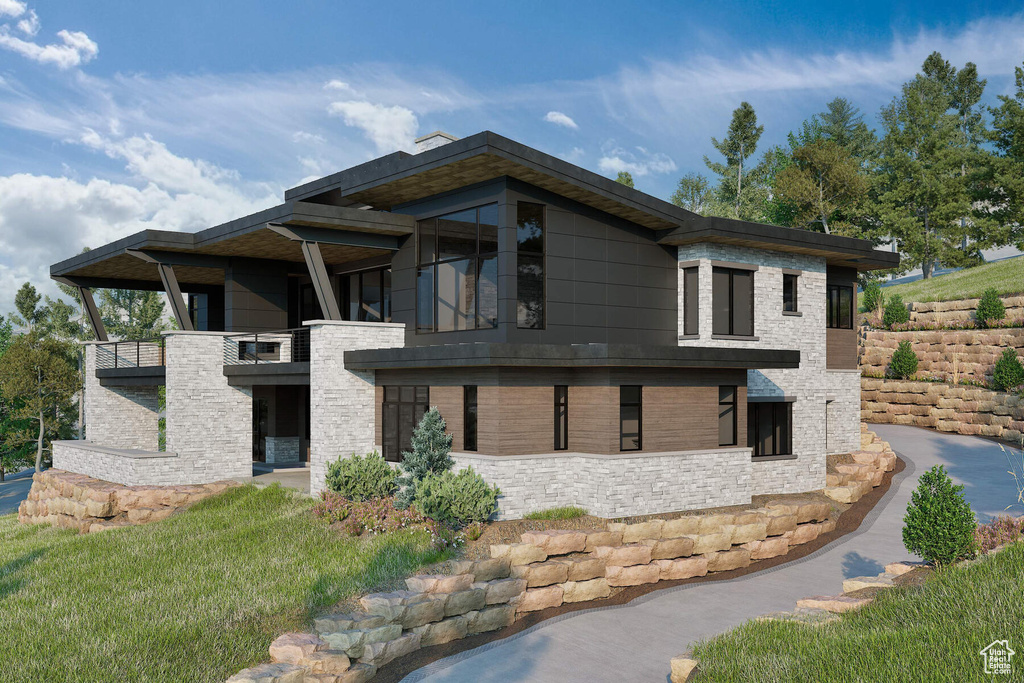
[875,256,1023,303]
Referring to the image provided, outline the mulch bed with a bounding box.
[372,456,907,683]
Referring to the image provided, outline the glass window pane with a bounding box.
[418,219,436,265]
[620,405,641,451]
[747,404,757,453]
[719,385,735,404]
[477,255,498,328]
[382,268,392,322]
[438,209,477,261]
[839,287,853,329]
[758,402,775,455]
[712,268,731,335]
[621,385,641,405]
[416,266,434,333]
[361,269,382,322]
[384,386,398,402]
[464,386,477,452]
[345,274,360,321]
[437,259,473,331]
[783,274,797,312]
[517,254,544,329]
[684,267,699,335]
[479,203,498,254]
[517,203,544,253]
[732,269,754,336]
[719,404,736,446]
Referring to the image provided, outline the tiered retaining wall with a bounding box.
[859,328,1024,385]
[861,377,1024,442]
[905,295,1024,326]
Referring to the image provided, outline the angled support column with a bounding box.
[78,286,108,341]
[299,240,342,320]
[126,249,194,331]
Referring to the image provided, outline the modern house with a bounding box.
[49,131,898,518]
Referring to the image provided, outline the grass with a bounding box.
[692,542,1024,682]
[873,257,1024,304]
[523,506,588,520]
[0,484,449,683]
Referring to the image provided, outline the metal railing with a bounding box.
[95,338,166,369]
[223,327,310,365]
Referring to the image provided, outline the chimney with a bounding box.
[415,131,459,153]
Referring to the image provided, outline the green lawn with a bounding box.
[0,484,448,683]
[693,543,1024,682]
[873,256,1024,304]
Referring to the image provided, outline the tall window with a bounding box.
[381,386,428,462]
[748,402,793,457]
[416,204,499,333]
[783,273,799,313]
[620,385,642,451]
[342,267,392,322]
[718,386,738,446]
[827,284,853,329]
[554,385,568,451]
[682,266,699,335]
[712,267,754,336]
[517,202,545,329]
[463,386,477,452]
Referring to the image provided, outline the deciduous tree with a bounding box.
[99,289,166,339]
[774,139,868,235]
[988,60,1024,251]
[615,171,635,188]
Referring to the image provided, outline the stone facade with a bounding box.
[309,321,405,497]
[83,342,160,452]
[52,441,186,486]
[860,327,1024,385]
[677,244,845,495]
[265,436,301,464]
[453,447,753,519]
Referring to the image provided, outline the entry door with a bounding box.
[253,398,269,462]
[381,386,428,462]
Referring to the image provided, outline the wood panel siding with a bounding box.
[826,265,859,370]
[428,385,464,452]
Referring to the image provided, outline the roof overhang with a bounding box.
[343,343,800,371]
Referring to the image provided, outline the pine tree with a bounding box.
[12,283,41,331]
[818,97,878,162]
[615,171,635,188]
[773,139,868,235]
[704,102,766,220]
[99,289,166,339]
[395,407,453,509]
[988,60,1024,251]
[670,172,712,214]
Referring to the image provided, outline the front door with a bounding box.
[253,398,268,462]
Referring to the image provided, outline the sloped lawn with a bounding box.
[0,484,449,683]
[692,542,1024,681]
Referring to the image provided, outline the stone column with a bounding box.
[164,331,253,483]
[308,321,406,497]
[82,342,160,451]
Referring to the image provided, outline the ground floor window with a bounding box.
[382,386,429,462]
[554,385,568,451]
[620,385,642,451]
[463,386,477,451]
[719,386,737,446]
[748,401,793,457]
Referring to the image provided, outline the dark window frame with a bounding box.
[463,385,477,452]
[516,202,546,330]
[554,385,568,451]
[783,273,799,313]
[682,266,699,335]
[718,385,738,446]
[340,266,392,323]
[747,401,793,457]
[381,386,429,462]
[827,284,854,329]
[619,385,642,452]
[712,266,755,337]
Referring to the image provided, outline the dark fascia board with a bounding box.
[96,366,166,387]
[343,343,800,371]
[223,362,311,386]
[50,229,195,278]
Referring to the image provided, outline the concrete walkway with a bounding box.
[404,425,1023,683]
[0,468,34,516]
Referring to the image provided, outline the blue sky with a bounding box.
[1,1,1023,312]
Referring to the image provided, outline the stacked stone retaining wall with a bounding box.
[905,295,1024,326]
[859,328,1024,385]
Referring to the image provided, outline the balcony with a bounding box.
[222,327,311,386]
[94,338,166,386]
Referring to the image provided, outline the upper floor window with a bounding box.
[718,386,737,446]
[517,202,545,329]
[416,204,499,333]
[783,273,799,313]
[342,267,391,322]
[827,284,853,329]
[712,267,754,337]
[682,266,699,336]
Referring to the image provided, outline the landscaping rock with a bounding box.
[359,632,421,668]
[705,548,751,572]
[413,615,468,647]
[763,510,799,536]
[884,560,929,576]
[796,502,832,524]
[511,560,569,587]
[399,594,447,629]
[300,650,352,675]
[641,536,695,560]
[796,595,873,613]
[757,608,839,626]
[661,516,701,538]
[697,514,735,534]
[450,557,511,582]
[741,536,790,560]
[605,563,661,586]
[670,656,699,683]
[842,574,894,593]
[474,577,527,605]
[727,521,768,545]
[689,531,731,555]
[443,588,486,616]
[314,613,386,635]
[336,662,376,683]
[593,543,653,567]
[566,556,607,581]
[321,624,402,659]
[359,591,414,621]
[520,530,587,555]
[466,604,515,634]
[560,578,611,603]
[268,632,325,664]
[782,523,821,546]
[655,556,708,580]
[619,519,665,543]
[405,573,474,594]
[490,543,547,565]
[584,530,623,551]
[226,662,306,683]
[515,585,564,612]
[823,485,861,504]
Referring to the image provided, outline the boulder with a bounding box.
[359,632,421,668]
[842,574,894,593]
[690,531,731,555]
[336,662,377,683]
[655,556,708,580]
[566,556,607,581]
[300,650,352,675]
[466,604,515,634]
[605,563,661,586]
[515,585,564,612]
[796,503,832,524]
[560,578,611,603]
[412,615,469,647]
[641,536,694,560]
[490,543,547,565]
[511,560,570,588]
[268,632,325,664]
[697,514,735,534]
[584,530,624,551]
[884,560,928,576]
[520,530,587,555]
[705,548,751,572]
[225,662,306,683]
[457,557,511,582]
[444,588,487,617]
[399,594,447,629]
[405,573,475,594]
[823,485,861,504]
[661,516,701,538]
[321,624,402,659]
[314,612,386,635]
[670,656,699,683]
[475,577,527,605]
[592,543,653,567]
[359,590,414,621]
[782,523,821,546]
[763,510,799,536]
[796,595,873,613]
[727,522,768,545]
[620,519,665,543]
[741,536,790,560]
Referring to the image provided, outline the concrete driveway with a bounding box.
[403,425,1023,683]
[0,468,34,516]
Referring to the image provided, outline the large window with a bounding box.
[463,386,477,452]
[718,386,737,446]
[381,386,429,462]
[517,202,545,329]
[416,205,499,333]
[554,385,568,451]
[620,385,642,451]
[712,267,754,337]
[827,284,853,329]
[682,266,699,335]
[748,401,793,457]
[341,267,391,322]
[783,273,799,313]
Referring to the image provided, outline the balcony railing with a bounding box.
[223,327,310,366]
[95,338,166,369]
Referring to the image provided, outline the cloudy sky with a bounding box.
[1,0,1023,313]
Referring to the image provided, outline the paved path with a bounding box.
[0,468,34,516]
[404,425,1023,683]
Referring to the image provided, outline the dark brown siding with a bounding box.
[826,266,859,370]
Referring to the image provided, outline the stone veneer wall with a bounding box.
[82,342,160,452]
[265,436,301,464]
[861,377,1024,442]
[309,321,406,497]
[860,328,1024,385]
[905,295,1024,326]
[452,447,753,519]
[52,441,185,486]
[677,244,845,495]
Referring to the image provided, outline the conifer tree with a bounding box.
[704,102,766,220]
[395,407,453,509]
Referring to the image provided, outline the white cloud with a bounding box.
[544,111,579,130]
[559,147,585,164]
[0,27,98,69]
[15,8,36,35]
[0,0,25,18]
[292,130,326,145]
[597,144,676,177]
[327,100,418,154]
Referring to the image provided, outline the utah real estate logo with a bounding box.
[980,640,1015,675]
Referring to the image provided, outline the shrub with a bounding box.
[312,492,463,551]
[325,452,397,501]
[414,467,500,529]
[888,340,919,379]
[974,515,1024,554]
[903,465,976,566]
[992,347,1024,392]
[882,294,910,329]
[975,288,1006,328]
[861,282,883,314]
[524,506,588,520]
[395,407,453,509]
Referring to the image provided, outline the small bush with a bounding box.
[396,407,453,509]
[992,347,1024,392]
[861,282,883,314]
[903,464,976,566]
[325,452,397,501]
[888,340,919,379]
[414,467,500,529]
[463,521,486,541]
[882,294,910,329]
[312,492,463,551]
[974,515,1024,554]
[524,506,588,520]
[975,288,1006,328]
